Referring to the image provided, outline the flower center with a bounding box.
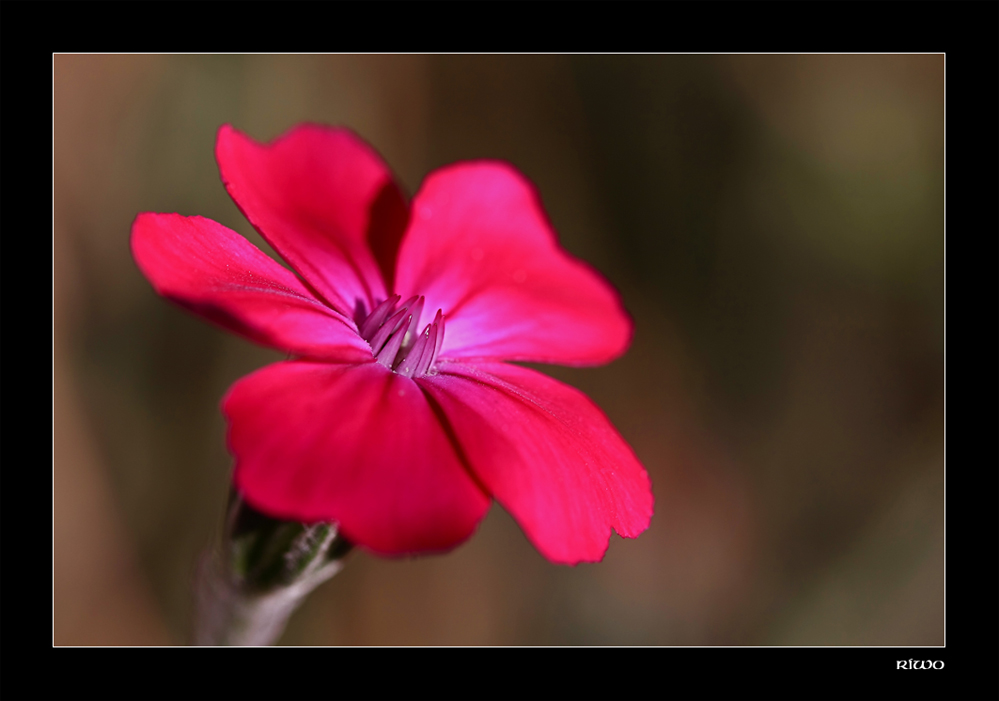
[358,295,445,378]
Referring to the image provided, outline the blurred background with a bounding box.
[54,54,943,646]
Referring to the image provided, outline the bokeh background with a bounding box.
[54,54,943,646]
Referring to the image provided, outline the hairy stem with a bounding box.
[191,493,352,646]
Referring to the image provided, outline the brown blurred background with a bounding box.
[54,54,943,646]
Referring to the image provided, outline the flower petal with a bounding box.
[223,361,492,555]
[395,162,632,366]
[418,361,653,564]
[216,124,408,317]
[131,213,372,362]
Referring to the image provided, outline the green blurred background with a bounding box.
[54,54,943,646]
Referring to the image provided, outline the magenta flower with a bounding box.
[131,124,653,564]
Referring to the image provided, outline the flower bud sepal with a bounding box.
[192,490,352,646]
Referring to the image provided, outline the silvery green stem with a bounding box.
[192,492,352,646]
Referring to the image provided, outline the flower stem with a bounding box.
[192,492,352,646]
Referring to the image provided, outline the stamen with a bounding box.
[359,296,444,378]
[432,311,445,367]
[358,295,400,339]
[411,319,439,377]
[396,326,431,378]
[368,305,410,356]
[375,313,410,367]
[400,296,425,350]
